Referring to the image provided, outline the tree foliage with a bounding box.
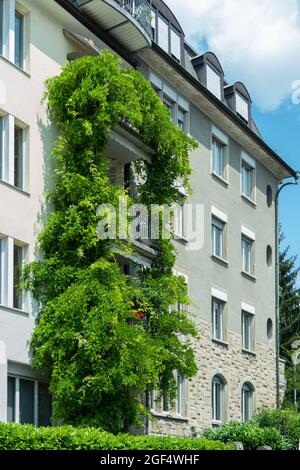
[279,226,300,408]
[24,51,199,432]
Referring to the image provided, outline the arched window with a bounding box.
[212,375,226,424]
[241,382,254,422]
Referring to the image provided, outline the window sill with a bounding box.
[241,194,256,208]
[174,234,189,244]
[212,420,223,427]
[0,54,30,77]
[212,338,229,348]
[242,348,256,357]
[241,271,256,282]
[0,179,30,197]
[0,303,30,317]
[211,172,229,187]
[211,255,229,268]
[151,411,188,422]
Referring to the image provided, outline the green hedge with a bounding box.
[253,409,300,450]
[0,423,233,451]
[203,421,286,450]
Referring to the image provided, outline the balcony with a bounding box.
[77,0,152,52]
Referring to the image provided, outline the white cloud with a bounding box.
[165,0,300,111]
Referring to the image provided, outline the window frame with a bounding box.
[236,92,249,123]
[211,215,227,261]
[212,375,226,425]
[242,310,255,352]
[211,126,229,183]
[206,63,222,100]
[7,375,51,426]
[241,382,254,422]
[241,234,255,276]
[14,7,26,70]
[241,153,256,203]
[170,26,181,63]
[13,240,26,311]
[0,0,4,55]
[212,297,226,342]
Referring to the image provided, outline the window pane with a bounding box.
[150,9,156,40]
[207,65,221,99]
[242,312,253,350]
[15,10,24,68]
[19,379,34,424]
[242,164,252,198]
[212,377,223,422]
[171,29,181,61]
[213,139,225,177]
[0,0,3,55]
[158,16,169,52]
[163,96,173,119]
[213,299,224,341]
[0,238,2,304]
[14,125,24,189]
[212,218,224,258]
[7,377,16,423]
[177,108,186,131]
[0,115,3,180]
[242,237,253,274]
[236,93,249,122]
[13,243,23,310]
[38,382,52,426]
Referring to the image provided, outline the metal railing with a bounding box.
[116,0,152,37]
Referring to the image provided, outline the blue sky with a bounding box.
[166,0,300,268]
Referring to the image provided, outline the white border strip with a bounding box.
[212,206,228,223]
[212,125,229,145]
[241,225,255,241]
[211,288,228,303]
[241,151,256,169]
[241,302,255,315]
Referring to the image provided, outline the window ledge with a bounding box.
[174,234,189,244]
[211,172,229,187]
[241,194,256,208]
[0,54,30,77]
[0,303,30,317]
[211,255,229,268]
[242,348,256,357]
[212,338,229,348]
[212,420,223,427]
[0,179,30,197]
[241,271,256,282]
[151,411,189,422]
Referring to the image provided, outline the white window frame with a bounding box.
[0,1,28,70]
[241,228,255,276]
[7,375,51,426]
[242,307,255,352]
[212,296,227,342]
[241,382,254,422]
[241,152,256,202]
[14,7,26,69]
[211,126,229,182]
[212,375,225,425]
[207,64,222,99]
[211,208,227,261]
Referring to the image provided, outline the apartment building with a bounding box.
[0,0,296,434]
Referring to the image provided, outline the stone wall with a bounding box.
[149,318,281,437]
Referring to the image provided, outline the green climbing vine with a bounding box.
[24,51,199,433]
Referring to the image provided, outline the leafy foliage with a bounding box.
[24,51,199,432]
[203,421,286,450]
[0,423,233,451]
[253,409,300,450]
[279,226,300,409]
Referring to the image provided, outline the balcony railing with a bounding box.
[116,0,152,37]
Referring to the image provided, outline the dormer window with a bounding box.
[170,28,181,63]
[207,64,222,100]
[157,15,169,53]
[236,92,249,123]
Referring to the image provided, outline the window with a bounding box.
[0,237,2,304]
[0,0,4,55]
[0,115,3,180]
[14,124,24,189]
[212,375,225,424]
[170,28,181,62]
[242,311,254,351]
[267,318,273,340]
[266,245,272,266]
[177,108,186,132]
[241,161,254,200]
[7,376,52,426]
[175,372,186,416]
[241,235,254,275]
[163,95,174,119]
[212,216,226,260]
[236,93,249,123]
[13,242,24,310]
[151,372,187,417]
[150,8,156,40]
[212,138,225,179]
[157,15,169,53]
[207,65,221,99]
[267,185,273,207]
[15,10,25,69]
[212,298,226,342]
[241,383,254,422]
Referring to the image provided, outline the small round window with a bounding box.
[267,319,273,340]
[267,185,273,207]
[266,245,273,266]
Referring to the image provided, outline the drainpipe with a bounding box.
[275,174,299,408]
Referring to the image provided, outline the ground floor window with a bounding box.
[150,372,187,417]
[241,382,254,422]
[212,375,226,425]
[7,376,52,426]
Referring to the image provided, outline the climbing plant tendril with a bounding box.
[24,51,199,433]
